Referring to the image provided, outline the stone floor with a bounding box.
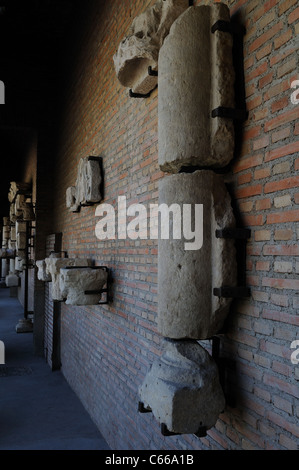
[0,287,110,450]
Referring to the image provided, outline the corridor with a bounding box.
[0,287,110,450]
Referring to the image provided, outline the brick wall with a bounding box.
[40,0,299,450]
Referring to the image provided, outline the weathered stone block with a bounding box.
[139,339,225,434]
[59,267,108,305]
[8,182,31,203]
[36,260,52,282]
[45,258,93,301]
[158,170,237,340]
[15,256,25,271]
[75,157,102,207]
[5,274,19,288]
[16,232,27,251]
[66,186,80,213]
[22,203,35,221]
[158,4,235,172]
[66,157,102,212]
[114,0,188,95]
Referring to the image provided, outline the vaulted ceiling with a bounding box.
[0,0,94,219]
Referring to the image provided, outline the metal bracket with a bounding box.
[213,286,251,298]
[212,106,248,121]
[129,89,152,99]
[211,20,246,36]
[216,228,251,240]
[161,423,207,438]
[211,20,232,34]
[138,402,152,414]
[148,66,158,77]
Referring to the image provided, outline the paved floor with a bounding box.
[0,287,110,450]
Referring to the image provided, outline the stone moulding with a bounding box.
[66,156,102,213]
[114,0,189,95]
[139,339,225,435]
[158,4,235,172]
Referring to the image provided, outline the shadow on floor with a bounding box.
[0,288,110,450]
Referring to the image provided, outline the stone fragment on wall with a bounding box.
[75,157,102,206]
[158,170,237,340]
[59,267,108,305]
[45,258,93,301]
[158,4,235,172]
[139,339,225,434]
[114,0,189,95]
[22,202,35,221]
[8,182,31,203]
[36,259,52,282]
[66,186,80,213]
[66,157,102,213]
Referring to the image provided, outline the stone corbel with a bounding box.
[59,266,109,306]
[114,0,189,96]
[66,156,102,213]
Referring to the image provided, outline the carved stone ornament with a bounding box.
[114,0,189,95]
[66,157,102,213]
[59,267,108,306]
[139,339,225,434]
[158,4,235,171]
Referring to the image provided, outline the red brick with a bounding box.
[271,96,289,113]
[267,209,299,224]
[254,168,271,180]
[262,277,299,290]
[236,184,263,199]
[255,198,271,210]
[288,6,299,23]
[233,154,263,173]
[264,176,299,194]
[248,22,283,53]
[264,108,298,132]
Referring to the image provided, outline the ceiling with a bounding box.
[0,0,92,219]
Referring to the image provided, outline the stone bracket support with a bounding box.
[63,265,111,305]
[129,89,153,99]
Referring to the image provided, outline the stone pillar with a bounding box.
[158,170,237,340]
[139,4,238,436]
[158,4,235,172]
[45,257,93,301]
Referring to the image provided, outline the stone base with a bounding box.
[16,319,33,334]
[139,339,225,435]
[9,286,18,298]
